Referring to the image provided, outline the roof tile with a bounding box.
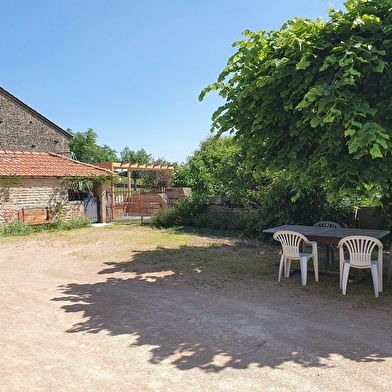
[0,151,116,177]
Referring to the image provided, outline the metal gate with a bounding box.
[83,196,99,223]
[108,190,165,222]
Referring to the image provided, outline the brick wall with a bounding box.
[0,177,75,224]
[0,90,71,154]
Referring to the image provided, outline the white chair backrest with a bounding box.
[338,236,383,268]
[273,231,310,258]
[314,221,341,228]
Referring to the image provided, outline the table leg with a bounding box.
[388,243,392,283]
[325,245,330,270]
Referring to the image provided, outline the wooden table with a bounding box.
[263,224,390,269]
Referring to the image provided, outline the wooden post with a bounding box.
[127,169,131,201]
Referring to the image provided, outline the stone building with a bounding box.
[0,87,72,155]
[0,87,116,224]
[0,151,115,225]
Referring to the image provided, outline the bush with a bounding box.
[49,217,92,230]
[153,196,208,228]
[245,179,355,239]
[192,211,250,231]
[152,207,179,228]
[1,220,33,236]
[0,217,92,237]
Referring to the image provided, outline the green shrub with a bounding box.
[245,179,355,240]
[152,207,178,228]
[153,196,208,228]
[49,217,92,231]
[1,217,92,237]
[1,220,33,236]
[192,211,250,231]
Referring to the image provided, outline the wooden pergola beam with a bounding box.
[95,162,174,171]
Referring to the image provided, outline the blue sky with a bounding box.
[1,0,345,164]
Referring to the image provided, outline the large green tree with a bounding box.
[69,128,118,163]
[199,0,392,203]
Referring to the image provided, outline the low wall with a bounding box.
[166,187,192,207]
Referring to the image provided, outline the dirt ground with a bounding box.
[1,224,392,392]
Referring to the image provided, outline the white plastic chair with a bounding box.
[314,221,341,229]
[313,221,341,267]
[273,230,319,286]
[338,236,383,297]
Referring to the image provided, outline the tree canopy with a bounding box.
[199,0,392,203]
[68,128,118,163]
[173,136,264,205]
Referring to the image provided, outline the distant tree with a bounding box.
[199,0,392,204]
[141,158,173,190]
[69,128,118,163]
[120,147,151,191]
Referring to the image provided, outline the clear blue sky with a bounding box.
[1,0,345,164]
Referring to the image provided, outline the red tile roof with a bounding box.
[0,151,116,177]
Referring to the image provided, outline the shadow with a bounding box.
[52,244,392,373]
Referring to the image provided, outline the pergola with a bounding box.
[95,162,175,211]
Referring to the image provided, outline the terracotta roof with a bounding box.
[0,151,116,177]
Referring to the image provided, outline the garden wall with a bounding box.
[166,187,192,207]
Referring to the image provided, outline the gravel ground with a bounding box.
[1,228,392,391]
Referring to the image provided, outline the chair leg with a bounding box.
[278,255,284,282]
[284,259,292,278]
[370,263,379,298]
[313,257,318,282]
[342,263,350,295]
[300,256,307,286]
[339,258,345,289]
[378,260,383,293]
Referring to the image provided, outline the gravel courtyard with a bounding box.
[1,225,392,391]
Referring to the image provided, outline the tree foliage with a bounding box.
[119,147,151,191]
[69,128,118,163]
[119,147,151,164]
[141,158,173,190]
[174,136,263,205]
[199,0,392,203]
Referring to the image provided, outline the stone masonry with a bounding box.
[0,87,72,155]
[0,177,80,224]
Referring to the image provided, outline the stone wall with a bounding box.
[0,177,76,224]
[0,90,71,154]
[166,187,192,207]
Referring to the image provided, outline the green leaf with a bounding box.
[310,117,320,127]
[344,128,356,137]
[370,144,383,158]
[374,61,385,73]
[296,58,310,70]
[348,142,359,154]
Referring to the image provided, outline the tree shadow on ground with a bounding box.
[52,243,392,373]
